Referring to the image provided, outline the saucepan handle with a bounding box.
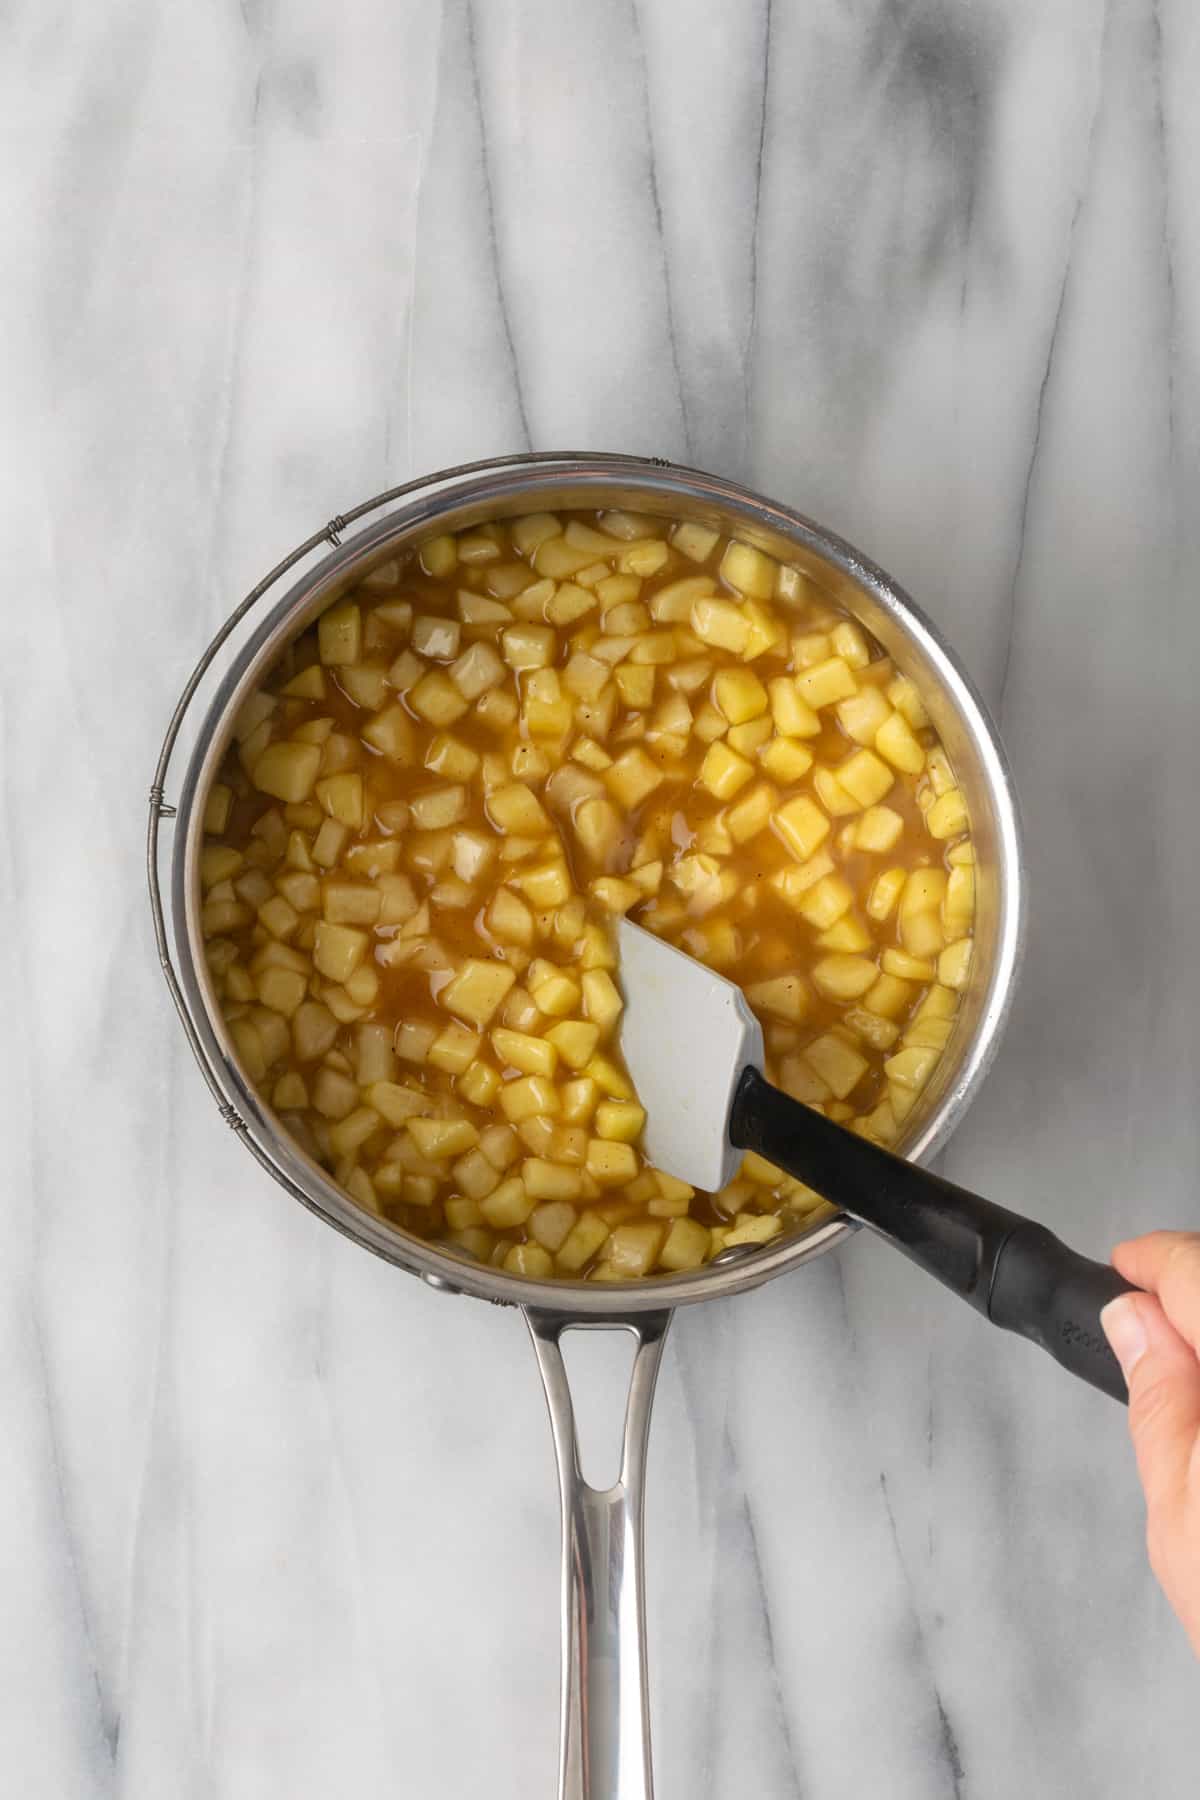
[524,1307,672,1800]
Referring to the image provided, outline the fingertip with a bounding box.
[1101,1292,1148,1383]
[1111,1230,1200,1288]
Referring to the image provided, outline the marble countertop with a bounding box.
[4,1,1199,1794]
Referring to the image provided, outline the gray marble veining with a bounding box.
[3,1,1199,1795]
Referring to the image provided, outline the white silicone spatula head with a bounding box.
[615,917,764,1194]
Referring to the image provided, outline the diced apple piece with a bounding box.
[203,783,233,834]
[943,865,975,936]
[691,596,750,654]
[533,537,601,579]
[513,862,572,909]
[315,772,364,829]
[252,741,322,804]
[938,939,973,990]
[586,1139,638,1186]
[772,795,830,862]
[603,747,662,810]
[693,701,728,744]
[881,948,936,981]
[417,534,456,577]
[875,709,925,773]
[886,674,930,729]
[524,1201,576,1253]
[740,601,785,659]
[311,1066,360,1120]
[856,806,904,853]
[457,1060,500,1107]
[487,782,551,836]
[500,1242,551,1277]
[901,909,944,960]
[719,540,776,600]
[423,734,479,782]
[457,530,502,565]
[445,642,503,705]
[613,663,655,708]
[759,737,814,784]
[409,1116,479,1160]
[356,702,417,766]
[720,781,773,845]
[521,1159,584,1202]
[475,689,520,732]
[409,670,469,726]
[498,1074,560,1123]
[567,798,619,865]
[811,955,878,1000]
[804,1033,869,1099]
[697,741,754,800]
[712,668,767,727]
[362,1082,427,1128]
[670,520,719,562]
[322,882,380,926]
[499,623,554,670]
[291,1001,337,1062]
[555,1213,610,1274]
[842,1007,901,1051]
[862,973,914,1019]
[318,601,361,666]
[256,965,307,1017]
[724,1214,785,1248]
[812,768,858,817]
[899,868,946,917]
[544,1020,601,1071]
[276,869,320,912]
[449,1148,499,1202]
[578,970,621,1038]
[441,958,517,1028]
[492,1027,558,1078]
[743,975,806,1023]
[863,866,903,922]
[530,971,581,1018]
[408,784,467,831]
[313,921,368,983]
[657,1217,709,1270]
[927,787,968,840]
[795,874,855,930]
[409,616,459,661]
[796,657,857,709]
[814,914,873,952]
[837,749,894,808]
[280,664,326,702]
[767,677,821,738]
[883,1045,940,1091]
[831,620,871,668]
[650,576,714,623]
[201,845,243,888]
[584,1054,634,1100]
[594,1101,646,1142]
[483,886,533,947]
[600,1221,663,1277]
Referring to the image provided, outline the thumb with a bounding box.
[1102,1292,1200,1511]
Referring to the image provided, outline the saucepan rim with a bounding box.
[153,452,1026,1317]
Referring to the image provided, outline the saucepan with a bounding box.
[148,452,1026,1799]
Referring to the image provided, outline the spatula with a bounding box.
[615,918,1136,1402]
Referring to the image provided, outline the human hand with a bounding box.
[1102,1232,1200,1656]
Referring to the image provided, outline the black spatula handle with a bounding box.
[730,1066,1136,1402]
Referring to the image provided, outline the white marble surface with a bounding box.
[3,1,1200,1794]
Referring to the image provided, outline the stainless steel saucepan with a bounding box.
[148,452,1025,1800]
